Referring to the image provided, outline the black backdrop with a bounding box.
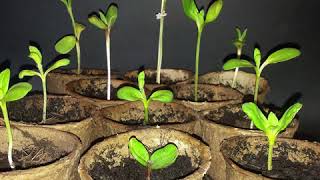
[1,0,319,140]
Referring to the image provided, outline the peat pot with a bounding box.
[0,126,81,180]
[47,69,121,95]
[79,128,211,180]
[124,68,193,90]
[221,136,320,180]
[99,101,200,137]
[199,104,299,180]
[0,94,101,153]
[66,78,132,108]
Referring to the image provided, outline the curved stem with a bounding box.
[105,29,111,100]
[42,78,47,123]
[156,0,167,84]
[267,140,275,171]
[231,48,242,88]
[194,31,202,102]
[0,102,15,169]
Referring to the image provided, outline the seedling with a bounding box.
[58,0,86,75]
[242,102,302,171]
[19,45,70,123]
[117,71,173,125]
[88,3,118,100]
[128,137,178,180]
[231,28,247,88]
[0,69,32,169]
[182,0,223,101]
[223,47,301,128]
[156,0,168,84]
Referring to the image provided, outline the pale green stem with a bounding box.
[76,41,81,74]
[231,48,242,88]
[194,30,203,102]
[105,29,111,100]
[156,0,167,84]
[143,101,149,125]
[250,71,260,129]
[0,102,15,169]
[68,6,81,75]
[42,78,47,123]
[267,139,275,171]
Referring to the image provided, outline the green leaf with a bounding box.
[4,82,32,102]
[278,103,302,131]
[55,35,76,54]
[138,71,145,92]
[149,90,173,103]
[117,86,144,101]
[242,102,267,131]
[223,59,254,70]
[45,59,70,75]
[265,48,301,65]
[236,28,241,39]
[98,11,108,25]
[88,15,107,30]
[128,137,149,167]
[205,0,223,24]
[150,144,178,170]
[267,112,279,127]
[19,70,41,79]
[60,0,68,7]
[254,48,261,68]
[29,46,42,62]
[0,69,10,94]
[28,52,42,65]
[182,0,199,23]
[240,29,247,41]
[196,9,205,31]
[75,22,86,39]
[106,4,118,27]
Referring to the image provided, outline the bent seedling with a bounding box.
[231,27,247,88]
[129,137,178,180]
[88,3,118,100]
[117,71,173,125]
[0,69,32,169]
[19,45,70,123]
[182,0,223,101]
[58,0,86,74]
[223,47,301,128]
[242,102,302,171]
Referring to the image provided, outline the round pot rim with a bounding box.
[48,68,113,76]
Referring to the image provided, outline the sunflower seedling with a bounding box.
[242,102,302,171]
[182,0,223,101]
[117,71,173,125]
[223,47,301,128]
[19,45,70,123]
[88,3,118,100]
[231,28,247,88]
[129,137,178,180]
[58,0,86,74]
[0,69,32,169]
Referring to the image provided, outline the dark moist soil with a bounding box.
[127,72,182,85]
[6,96,92,125]
[229,140,320,180]
[0,138,67,171]
[53,69,108,76]
[74,79,118,100]
[89,156,196,180]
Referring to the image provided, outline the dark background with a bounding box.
[0,1,319,140]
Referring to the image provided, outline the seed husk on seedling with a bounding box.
[0,69,32,169]
[242,102,302,171]
[182,0,223,101]
[223,47,301,128]
[88,3,118,101]
[58,0,86,75]
[117,71,173,125]
[19,44,70,123]
[128,136,178,180]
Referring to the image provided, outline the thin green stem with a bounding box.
[0,102,15,169]
[143,102,149,125]
[42,78,47,123]
[105,29,111,100]
[194,30,202,102]
[156,0,167,84]
[232,48,242,88]
[267,139,275,171]
[250,71,260,129]
[76,41,81,74]
[68,6,81,75]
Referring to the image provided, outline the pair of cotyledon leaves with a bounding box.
[182,0,223,31]
[129,137,178,170]
[0,69,32,103]
[234,28,247,49]
[88,4,118,30]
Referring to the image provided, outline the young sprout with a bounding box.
[128,137,178,180]
[231,28,247,88]
[182,0,223,101]
[59,0,86,75]
[156,0,168,84]
[117,71,173,125]
[242,102,302,171]
[19,45,70,123]
[0,69,32,169]
[223,47,301,128]
[88,3,118,101]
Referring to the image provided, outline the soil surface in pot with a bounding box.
[0,139,67,171]
[52,69,120,76]
[227,139,320,179]
[89,155,196,180]
[5,95,93,125]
